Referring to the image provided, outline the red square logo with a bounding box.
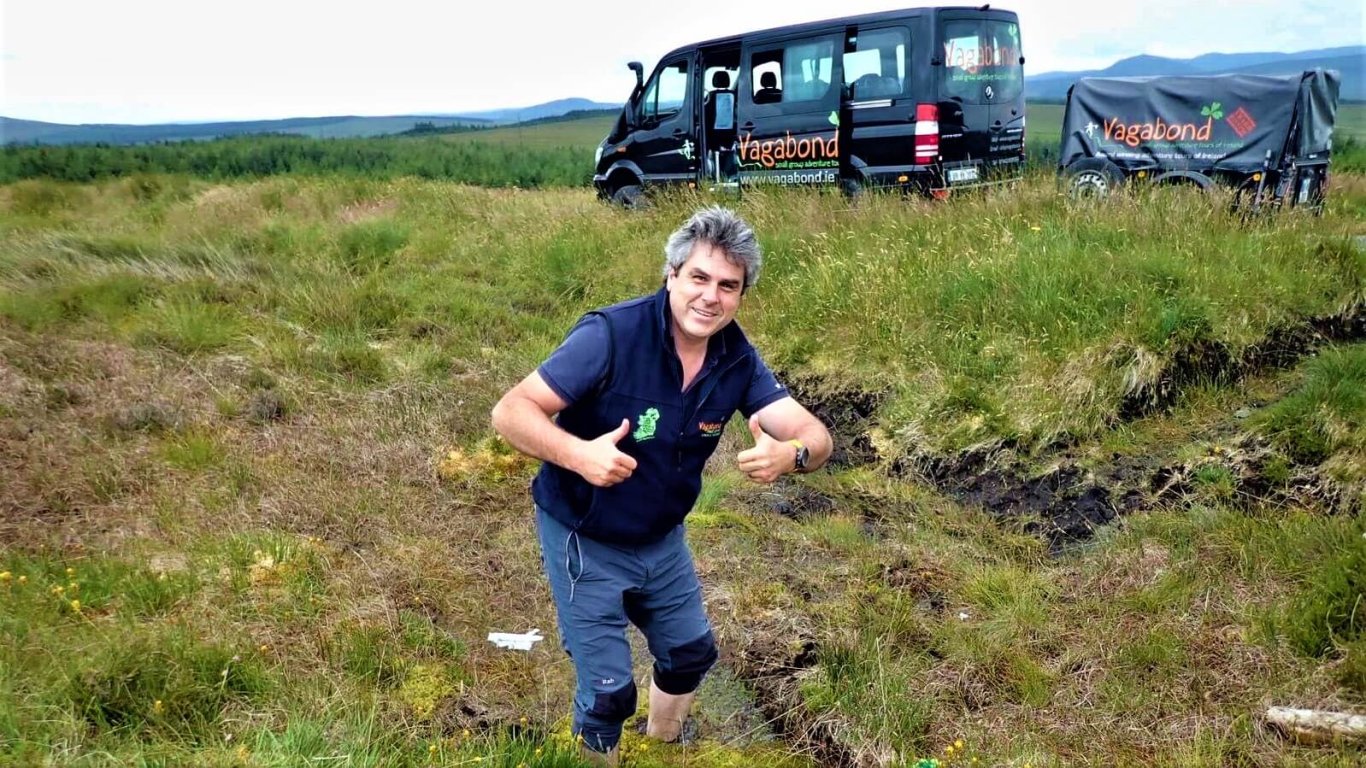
[1226,107,1257,138]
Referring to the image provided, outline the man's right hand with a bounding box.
[574,419,638,487]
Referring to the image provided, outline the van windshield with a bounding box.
[940,18,1022,103]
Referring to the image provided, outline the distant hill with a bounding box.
[1026,45,1364,102]
[0,97,622,147]
[0,114,493,146]
[443,98,621,124]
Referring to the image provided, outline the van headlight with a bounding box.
[595,145,604,165]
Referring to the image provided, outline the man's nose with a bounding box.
[700,282,719,303]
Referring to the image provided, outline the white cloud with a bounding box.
[1,0,1360,123]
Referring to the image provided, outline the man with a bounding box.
[491,206,832,764]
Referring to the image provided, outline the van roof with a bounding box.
[655,5,1019,59]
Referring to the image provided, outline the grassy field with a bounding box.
[1,168,1364,767]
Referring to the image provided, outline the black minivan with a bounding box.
[593,6,1026,204]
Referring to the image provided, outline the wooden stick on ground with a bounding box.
[1266,706,1366,745]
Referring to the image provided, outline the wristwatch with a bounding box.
[789,439,810,472]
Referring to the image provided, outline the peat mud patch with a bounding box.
[1120,302,1365,420]
[908,449,1158,552]
[727,630,860,767]
[779,374,883,468]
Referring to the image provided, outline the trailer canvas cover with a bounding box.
[1060,71,1340,173]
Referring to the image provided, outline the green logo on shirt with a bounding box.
[633,408,661,442]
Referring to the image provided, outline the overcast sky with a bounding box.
[2,0,1361,124]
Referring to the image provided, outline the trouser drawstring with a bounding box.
[565,529,584,603]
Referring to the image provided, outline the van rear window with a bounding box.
[941,19,1022,103]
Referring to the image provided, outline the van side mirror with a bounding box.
[628,61,644,90]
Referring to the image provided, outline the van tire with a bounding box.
[1065,158,1124,199]
[611,184,646,209]
[839,177,864,200]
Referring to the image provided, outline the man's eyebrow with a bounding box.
[688,266,741,288]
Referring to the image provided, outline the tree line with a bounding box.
[0,135,590,187]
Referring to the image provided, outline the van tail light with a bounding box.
[914,103,939,165]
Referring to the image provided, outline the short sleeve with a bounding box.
[740,350,790,417]
[537,314,610,406]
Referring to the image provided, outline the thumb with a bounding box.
[609,418,631,444]
[748,414,765,443]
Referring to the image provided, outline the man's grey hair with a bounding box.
[662,206,762,291]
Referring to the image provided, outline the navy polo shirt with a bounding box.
[533,288,789,544]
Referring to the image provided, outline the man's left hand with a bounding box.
[736,415,796,484]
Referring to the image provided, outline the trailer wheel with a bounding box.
[1064,158,1124,200]
[610,183,646,209]
[1231,175,1280,219]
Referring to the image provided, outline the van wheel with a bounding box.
[611,184,646,209]
[839,177,864,200]
[1065,158,1124,199]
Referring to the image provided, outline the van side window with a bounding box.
[641,59,690,123]
[843,27,908,100]
[749,35,836,105]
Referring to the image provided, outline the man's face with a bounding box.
[665,241,745,347]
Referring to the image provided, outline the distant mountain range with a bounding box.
[0,98,622,146]
[3,47,1358,146]
[1026,45,1364,101]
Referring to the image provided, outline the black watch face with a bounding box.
[795,445,810,469]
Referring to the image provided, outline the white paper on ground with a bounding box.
[487,628,544,651]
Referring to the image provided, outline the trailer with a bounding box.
[1057,69,1340,213]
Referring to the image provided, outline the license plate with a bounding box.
[947,167,979,183]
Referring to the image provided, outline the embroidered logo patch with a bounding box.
[633,408,660,442]
[698,421,724,438]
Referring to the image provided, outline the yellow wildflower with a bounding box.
[0,572,11,583]
[17,575,26,585]
[153,699,164,714]
[69,599,81,612]
[66,567,75,577]
[955,739,964,749]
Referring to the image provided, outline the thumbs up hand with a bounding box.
[736,415,793,485]
[575,418,639,487]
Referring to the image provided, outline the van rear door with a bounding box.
[735,32,842,188]
[937,12,1025,180]
[840,22,916,187]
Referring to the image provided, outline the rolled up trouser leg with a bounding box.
[536,506,638,753]
[625,524,718,696]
